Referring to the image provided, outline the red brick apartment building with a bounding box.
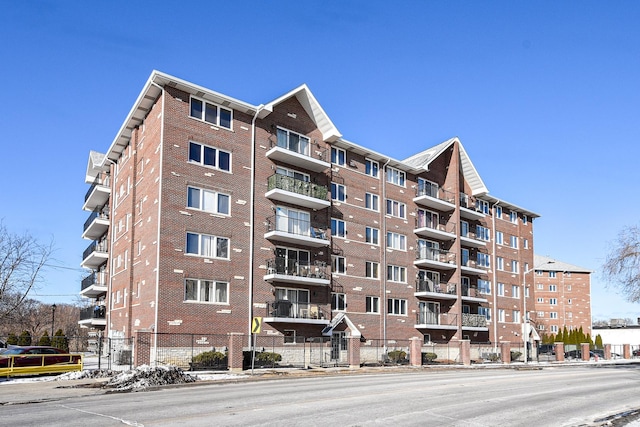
[531,255,592,338]
[80,70,546,354]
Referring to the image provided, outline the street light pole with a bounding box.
[51,304,56,339]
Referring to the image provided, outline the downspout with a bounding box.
[249,105,265,338]
[381,158,391,347]
[152,81,165,363]
[491,201,500,353]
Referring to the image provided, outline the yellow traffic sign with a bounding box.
[252,317,262,334]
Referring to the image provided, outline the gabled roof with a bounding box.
[262,84,342,142]
[85,150,107,182]
[534,254,593,273]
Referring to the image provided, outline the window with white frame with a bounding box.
[537,311,544,317]
[332,255,346,274]
[476,225,490,241]
[365,159,379,177]
[537,297,544,303]
[387,298,407,315]
[188,142,231,172]
[331,292,346,311]
[386,199,406,218]
[418,209,438,229]
[511,260,519,273]
[536,270,542,276]
[386,232,406,251]
[512,285,520,298]
[550,325,558,333]
[497,282,505,296]
[524,238,529,249]
[497,257,504,271]
[549,312,558,319]
[331,147,345,166]
[523,215,528,224]
[366,296,380,313]
[513,310,521,323]
[495,206,503,218]
[496,231,503,245]
[331,218,346,238]
[274,206,311,235]
[498,309,505,322]
[365,261,379,279]
[567,284,572,291]
[538,324,545,331]
[476,199,489,214]
[331,182,346,202]
[568,298,572,305]
[567,311,572,318]
[477,253,490,268]
[185,279,229,303]
[365,226,379,245]
[478,279,491,294]
[387,265,407,283]
[509,211,518,223]
[276,166,310,182]
[478,307,491,321]
[190,97,232,129]
[365,193,379,211]
[186,233,229,258]
[549,284,557,292]
[187,186,230,215]
[277,128,310,156]
[510,235,518,248]
[386,167,405,187]
[550,298,557,305]
[417,178,439,197]
[549,271,557,278]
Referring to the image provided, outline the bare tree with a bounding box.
[0,222,53,320]
[602,225,640,302]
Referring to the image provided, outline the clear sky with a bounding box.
[1,1,639,322]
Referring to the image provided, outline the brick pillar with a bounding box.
[554,342,565,362]
[581,343,591,361]
[623,343,631,359]
[228,333,245,372]
[604,344,611,360]
[348,336,361,368]
[410,337,422,366]
[500,341,511,363]
[459,339,471,366]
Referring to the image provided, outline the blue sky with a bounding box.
[1,1,639,321]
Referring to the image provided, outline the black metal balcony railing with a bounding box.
[416,312,458,326]
[266,258,329,280]
[415,218,456,234]
[416,247,456,264]
[83,209,110,232]
[82,240,109,260]
[462,313,488,327]
[265,215,328,240]
[84,175,110,202]
[267,174,328,201]
[416,184,455,203]
[80,306,106,320]
[416,279,456,295]
[266,300,328,320]
[81,272,106,291]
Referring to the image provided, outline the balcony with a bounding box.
[460,259,488,276]
[459,229,487,248]
[83,176,111,212]
[80,240,109,270]
[264,215,329,248]
[265,143,330,173]
[415,312,458,330]
[414,248,456,270]
[415,280,457,300]
[461,285,488,303]
[459,193,486,220]
[265,174,330,210]
[462,313,488,329]
[414,218,456,241]
[264,259,330,286]
[78,306,106,328]
[82,209,110,241]
[80,272,108,298]
[264,300,330,325]
[414,185,455,211]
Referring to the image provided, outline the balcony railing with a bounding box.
[272,139,328,161]
[81,272,107,291]
[416,312,458,326]
[416,184,454,203]
[265,215,328,240]
[415,218,456,234]
[416,279,456,295]
[462,313,488,328]
[84,175,110,203]
[82,240,108,260]
[83,209,110,232]
[416,247,456,264]
[266,300,328,320]
[80,306,106,321]
[267,174,328,200]
[266,258,329,280]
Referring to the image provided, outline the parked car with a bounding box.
[591,349,605,358]
[565,350,582,359]
[0,346,81,368]
[538,344,555,355]
[633,349,640,357]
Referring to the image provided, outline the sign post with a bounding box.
[251,317,261,374]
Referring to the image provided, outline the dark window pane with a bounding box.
[189,142,201,163]
[218,151,230,171]
[205,103,217,124]
[190,98,203,119]
[203,146,216,166]
[219,108,231,128]
[187,187,200,209]
[186,233,199,254]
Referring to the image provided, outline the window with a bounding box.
[476,225,490,241]
[538,325,546,331]
[513,310,521,323]
[497,282,505,296]
[478,307,491,321]
[477,253,490,268]
[386,232,406,251]
[536,270,542,276]
[524,238,529,249]
[386,199,406,218]
[418,178,438,198]
[274,206,311,236]
[332,255,346,274]
[510,236,518,249]
[190,97,232,129]
[512,285,520,298]
[549,312,558,319]
[549,285,557,292]
[568,298,572,305]
[550,325,558,333]
[331,147,345,166]
[567,285,572,291]
[331,182,346,202]
[185,279,228,303]
[523,215,528,225]
[498,309,505,322]
[331,293,346,311]
[365,261,379,279]
[497,257,504,271]
[418,209,438,229]
[387,298,407,315]
[187,186,230,215]
[549,271,557,278]
[387,265,407,283]
[537,311,544,317]
[276,166,309,182]
[511,260,519,273]
[277,128,310,156]
[476,199,489,214]
[331,218,346,238]
[365,193,379,211]
[365,159,379,177]
[365,227,379,245]
[567,311,572,317]
[186,233,229,258]
[509,211,518,223]
[550,298,557,305]
[460,221,469,237]
[188,142,231,172]
[495,206,503,218]
[537,297,544,303]
[525,287,530,298]
[496,231,503,245]
[386,167,405,186]
[478,279,491,294]
[366,296,380,313]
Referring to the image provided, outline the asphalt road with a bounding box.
[3,365,640,426]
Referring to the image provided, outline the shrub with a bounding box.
[38,331,51,346]
[387,350,407,363]
[423,352,438,363]
[255,352,282,363]
[192,351,226,365]
[18,331,32,346]
[52,329,69,352]
[510,351,522,361]
[7,332,18,345]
